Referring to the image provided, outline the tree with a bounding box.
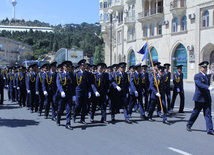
[93,45,105,65]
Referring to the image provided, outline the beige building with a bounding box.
[0,37,33,66]
[99,0,214,81]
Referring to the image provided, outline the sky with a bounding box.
[0,0,99,25]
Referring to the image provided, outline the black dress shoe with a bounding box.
[90,119,94,123]
[44,116,48,119]
[186,125,191,131]
[148,118,155,122]
[80,120,87,125]
[52,118,57,121]
[178,111,184,113]
[56,122,60,126]
[66,125,73,130]
[141,115,146,120]
[163,120,170,125]
[207,131,214,135]
[125,119,132,124]
[101,120,108,124]
[73,117,76,123]
[111,118,116,122]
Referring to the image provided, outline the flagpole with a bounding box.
[146,37,163,113]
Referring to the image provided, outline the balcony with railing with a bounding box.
[111,0,124,11]
[138,7,163,22]
[170,0,186,15]
[124,16,136,25]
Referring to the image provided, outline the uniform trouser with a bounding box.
[38,93,45,114]
[171,90,185,112]
[128,94,145,116]
[15,87,18,101]
[74,95,87,121]
[26,93,30,107]
[144,91,149,112]
[18,89,26,106]
[187,101,213,132]
[57,97,72,126]
[8,87,11,100]
[10,87,15,101]
[30,91,36,111]
[148,99,167,121]
[166,90,171,111]
[112,92,129,120]
[44,94,57,118]
[91,95,107,121]
[0,88,4,104]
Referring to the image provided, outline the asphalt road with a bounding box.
[1,83,214,155]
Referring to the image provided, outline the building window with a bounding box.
[144,27,148,37]
[117,31,122,44]
[132,5,135,21]
[181,15,187,31]
[172,18,178,32]
[118,11,123,23]
[108,0,112,7]
[104,2,108,8]
[132,29,135,40]
[158,24,162,35]
[202,10,209,27]
[100,14,103,20]
[104,13,108,20]
[151,25,155,36]
[100,2,102,9]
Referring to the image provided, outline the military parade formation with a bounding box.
[0,59,214,135]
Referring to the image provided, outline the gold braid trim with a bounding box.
[29,74,36,82]
[18,73,23,81]
[59,73,66,86]
[76,73,82,85]
[39,73,43,83]
[46,73,53,85]
[175,74,180,83]
[128,74,130,83]
[133,74,140,85]
[154,79,160,87]
[9,74,14,81]
[165,76,168,82]
[115,74,121,85]
[142,76,146,84]
[94,75,101,87]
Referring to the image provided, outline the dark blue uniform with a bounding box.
[43,71,57,119]
[91,72,108,122]
[187,72,213,133]
[111,71,130,121]
[9,72,15,102]
[129,71,145,117]
[26,72,37,112]
[36,71,46,114]
[56,71,75,126]
[148,74,167,122]
[73,70,91,122]
[13,72,18,102]
[164,71,171,112]
[171,72,185,112]
[17,72,26,107]
[141,72,149,112]
[6,72,11,100]
[0,73,4,104]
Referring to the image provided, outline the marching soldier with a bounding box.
[36,64,48,116]
[73,59,91,124]
[56,61,75,129]
[43,62,57,120]
[0,68,4,105]
[186,61,214,135]
[91,63,108,123]
[164,63,171,113]
[13,66,19,102]
[141,65,149,113]
[26,64,38,113]
[171,65,185,113]
[17,66,27,107]
[110,62,132,123]
[9,67,16,102]
[147,66,170,124]
[129,64,146,119]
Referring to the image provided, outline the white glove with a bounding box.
[134,91,138,97]
[177,88,180,93]
[95,92,100,97]
[72,96,76,102]
[116,86,122,92]
[156,93,161,97]
[17,87,20,90]
[88,92,91,98]
[44,91,48,96]
[13,86,16,88]
[36,91,39,95]
[27,90,31,94]
[61,91,66,98]
[208,86,214,92]
[126,93,129,98]
[6,85,8,88]
[106,95,108,100]
[3,77,5,80]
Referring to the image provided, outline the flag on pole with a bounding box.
[138,42,149,61]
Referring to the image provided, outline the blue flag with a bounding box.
[138,42,149,61]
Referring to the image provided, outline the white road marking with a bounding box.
[168,147,192,155]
